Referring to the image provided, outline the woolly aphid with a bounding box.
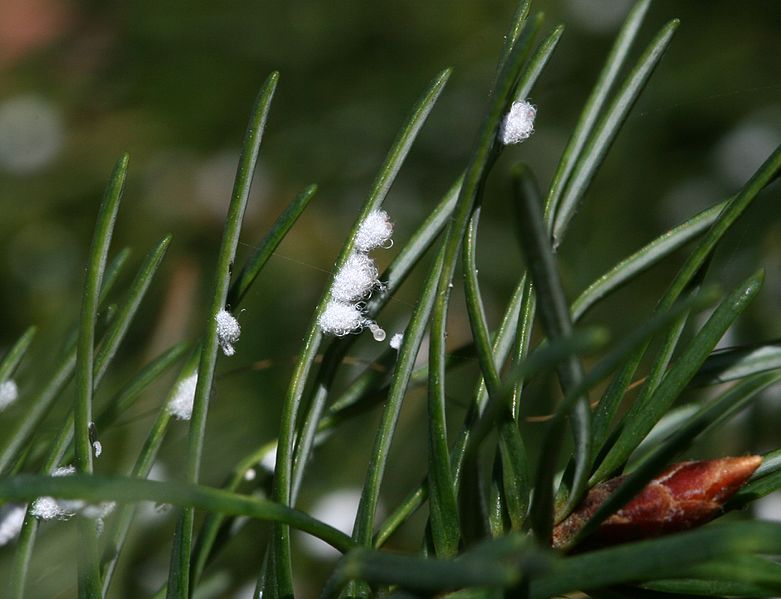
[318,209,394,341]
[29,465,114,527]
[215,309,241,356]
[167,373,199,421]
[0,379,18,411]
[30,466,79,520]
[331,253,379,303]
[319,302,365,336]
[499,100,536,145]
[354,209,394,252]
[389,332,404,350]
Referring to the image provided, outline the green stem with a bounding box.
[167,73,279,599]
[75,153,128,598]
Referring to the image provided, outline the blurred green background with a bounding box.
[1,0,780,597]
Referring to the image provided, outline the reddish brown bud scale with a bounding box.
[553,456,762,549]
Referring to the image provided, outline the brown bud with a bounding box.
[553,455,762,549]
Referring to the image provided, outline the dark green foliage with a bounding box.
[1,2,780,598]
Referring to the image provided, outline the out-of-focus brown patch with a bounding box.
[0,0,72,67]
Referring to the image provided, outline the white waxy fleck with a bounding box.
[499,100,536,145]
[215,309,241,356]
[389,333,404,350]
[354,209,394,252]
[320,209,395,340]
[167,373,199,421]
[318,302,365,336]
[331,253,378,303]
[31,466,82,521]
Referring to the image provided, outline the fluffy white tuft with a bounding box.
[354,209,394,252]
[330,253,379,303]
[167,373,199,421]
[389,333,404,350]
[30,497,67,520]
[53,465,75,477]
[31,466,82,521]
[0,380,18,411]
[319,209,394,340]
[499,100,536,145]
[30,464,116,524]
[93,440,103,458]
[318,302,365,336]
[215,309,241,356]
[0,505,26,546]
